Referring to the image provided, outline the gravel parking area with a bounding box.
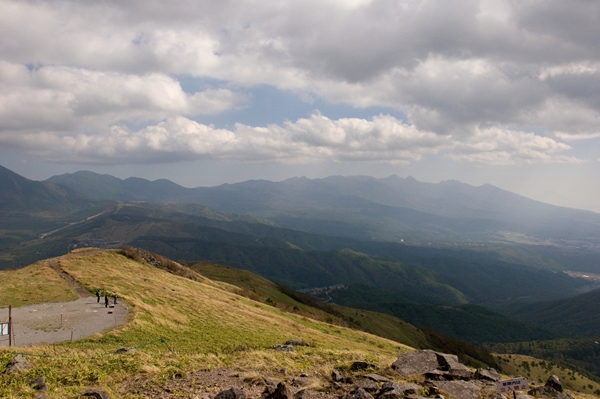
[1,297,128,347]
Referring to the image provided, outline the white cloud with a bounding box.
[0,114,577,166]
[0,62,247,132]
[0,0,598,166]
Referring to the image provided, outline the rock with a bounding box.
[352,387,375,399]
[215,387,247,399]
[29,376,48,391]
[351,362,376,371]
[527,386,574,399]
[489,394,508,399]
[4,354,32,374]
[332,369,344,382]
[391,350,439,377]
[377,382,422,399]
[475,368,502,382]
[82,389,112,399]
[294,389,319,399]
[355,379,380,393]
[546,375,563,392]
[516,395,534,399]
[115,347,136,353]
[271,344,294,352]
[363,374,391,383]
[262,382,293,399]
[426,380,483,399]
[434,353,474,380]
[285,340,309,347]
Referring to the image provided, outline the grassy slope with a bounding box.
[497,353,600,396]
[0,250,404,398]
[190,261,430,350]
[0,261,77,307]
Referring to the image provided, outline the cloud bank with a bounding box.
[1,0,599,165]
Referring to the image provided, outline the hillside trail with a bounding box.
[0,250,128,347]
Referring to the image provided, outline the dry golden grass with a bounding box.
[1,250,408,398]
[0,262,76,307]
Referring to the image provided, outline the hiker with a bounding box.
[96,290,100,303]
[113,295,117,305]
[105,295,109,308]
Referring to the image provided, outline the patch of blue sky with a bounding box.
[176,75,408,128]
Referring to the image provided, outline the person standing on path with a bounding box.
[96,290,101,303]
[104,295,109,308]
[113,295,117,305]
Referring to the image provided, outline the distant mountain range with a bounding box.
[47,169,600,247]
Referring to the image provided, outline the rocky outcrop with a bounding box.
[392,350,474,381]
[82,389,112,399]
[4,354,31,374]
[216,387,248,399]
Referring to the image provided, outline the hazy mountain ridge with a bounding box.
[47,170,600,246]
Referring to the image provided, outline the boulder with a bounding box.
[215,387,247,399]
[391,350,440,377]
[363,373,391,383]
[377,382,422,399]
[352,387,375,399]
[527,386,574,399]
[28,376,48,392]
[354,379,380,393]
[262,382,293,399]
[434,353,474,380]
[426,380,483,399]
[294,389,319,399]
[475,368,502,382]
[82,389,111,399]
[545,375,563,392]
[4,354,32,374]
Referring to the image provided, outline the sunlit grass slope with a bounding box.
[0,261,76,307]
[1,250,406,398]
[497,353,600,397]
[191,261,430,349]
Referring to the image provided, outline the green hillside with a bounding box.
[0,250,404,398]
[506,289,600,338]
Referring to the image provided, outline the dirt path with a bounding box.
[1,252,129,347]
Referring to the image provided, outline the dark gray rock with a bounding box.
[115,347,136,353]
[263,382,293,399]
[377,382,422,399]
[294,389,319,399]
[285,340,309,347]
[363,373,391,383]
[546,375,563,392]
[528,386,574,399]
[391,350,439,377]
[29,376,48,391]
[427,380,483,399]
[351,362,376,371]
[434,353,473,380]
[4,354,31,374]
[475,368,501,382]
[355,379,379,393]
[352,387,375,399]
[215,387,247,399]
[82,389,111,399]
[332,369,344,382]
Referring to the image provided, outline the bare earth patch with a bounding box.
[0,297,128,347]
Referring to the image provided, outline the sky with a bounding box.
[1,0,600,212]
